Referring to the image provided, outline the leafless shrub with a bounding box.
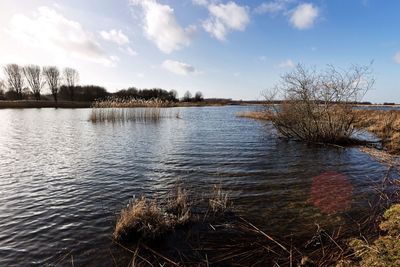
[266,64,374,144]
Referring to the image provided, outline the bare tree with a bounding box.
[23,65,44,100]
[4,64,24,100]
[0,79,5,100]
[266,63,374,144]
[182,91,192,102]
[43,66,61,102]
[63,67,79,101]
[194,91,204,102]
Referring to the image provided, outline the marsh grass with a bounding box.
[236,110,271,120]
[92,97,174,108]
[90,97,177,123]
[113,186,191,241]
[355,110,400,154]
[209,184,230,213]
[113,197,168,241]
[349,204,400,266]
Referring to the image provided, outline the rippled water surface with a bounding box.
[0,106,390,266]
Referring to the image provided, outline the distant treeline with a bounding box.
[0,63,204,103]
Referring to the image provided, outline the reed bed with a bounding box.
[90,97,177,123]
[92,97,175,108]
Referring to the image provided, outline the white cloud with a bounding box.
[278,59,295,68]
[290,3,319,29]
[130,0,195,54]
[202,2,250,41]
[5,6,117,67]
[100,29,130,45]
[255,0,292,14]
[119,46,138,56]
[192,0,210,6]
[394,52,400,64]
[161,59,195,75]
[100,29,137,57]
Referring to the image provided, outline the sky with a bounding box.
[0,0,399,102]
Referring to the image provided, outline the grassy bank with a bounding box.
[354,110,400,154]
[0,99,267,109]
[0,100,92,109]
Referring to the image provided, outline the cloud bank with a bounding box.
[6,6,117,66]
[130,0,195,54]
[202,1,250,41]
[161,59,196,75]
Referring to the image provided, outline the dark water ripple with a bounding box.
[0,106,393,266]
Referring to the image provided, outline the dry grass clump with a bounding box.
[349,204,400,267]
[209,184,230,213]
[113,197,169,241]
[113,186,191,241]
[165,186,191,225]
[236,110,272,120]
[354,110,400,154]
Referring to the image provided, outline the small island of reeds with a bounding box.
[90,97,179,123]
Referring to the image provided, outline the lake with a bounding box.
[0,106,391,266]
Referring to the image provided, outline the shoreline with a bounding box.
[0,100,265,109]
[2,100,399,109]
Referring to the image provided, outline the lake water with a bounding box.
[0,106,392,266]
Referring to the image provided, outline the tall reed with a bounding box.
[92,97,174,108]
[90,97,176,123]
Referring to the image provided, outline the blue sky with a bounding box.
[0,0,399,102]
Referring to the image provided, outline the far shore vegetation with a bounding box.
[0,63,398,109]
[0,63,213,108]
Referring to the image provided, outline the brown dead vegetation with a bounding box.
[354,110,400,154]
[113,186,191,241]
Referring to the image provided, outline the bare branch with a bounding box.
[265,63,374,144]
[43,66,61,102]
[4,64,24,100]
[23,65,44,100]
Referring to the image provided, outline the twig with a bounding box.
[141,243,179,266]
[239,216,290,254]
[109,249,118,267]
